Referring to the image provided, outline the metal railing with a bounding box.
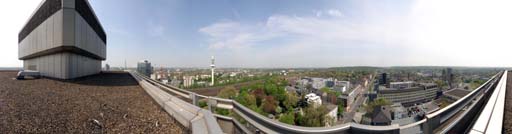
[470,71,507,134]
[128,70,505,134]
[129,71,222,134]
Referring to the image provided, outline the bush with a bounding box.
[198,101,208,108]
[279,112,295,125]
[215,108,230,116]
[218,86,237,99]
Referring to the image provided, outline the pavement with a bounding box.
[0,71,184,133]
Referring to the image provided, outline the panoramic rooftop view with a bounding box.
[1,0,512,134]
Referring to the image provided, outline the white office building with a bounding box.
[305,93,322,108]
[18,0,106,79]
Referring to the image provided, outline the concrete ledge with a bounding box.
[129,71,222,134]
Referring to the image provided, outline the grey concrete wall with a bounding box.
[19,10,63,58]
[19,0,105,79]
[19,9,106,60]
[72,9,106,58]
[23,52,101,79]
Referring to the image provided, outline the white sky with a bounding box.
[0,0,40,67]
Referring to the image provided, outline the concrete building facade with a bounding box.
[137,60,152,77]
[377,83,439,106]
[18,0,106,79]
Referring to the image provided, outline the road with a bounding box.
[342,74,374,123]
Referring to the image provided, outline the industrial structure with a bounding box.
[18,0,107,79]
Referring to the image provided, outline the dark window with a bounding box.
[75,0,106,44]
[18,0,62,43]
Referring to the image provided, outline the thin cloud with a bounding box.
[200,12,409,50]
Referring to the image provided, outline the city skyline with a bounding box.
[2,0,512,68]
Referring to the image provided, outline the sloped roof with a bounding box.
[372,106,392,124]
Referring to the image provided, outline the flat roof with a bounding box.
[445,88,471,99]
[0,71,183,133]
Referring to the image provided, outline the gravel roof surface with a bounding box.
[505,72,512,133]
[0,71,185,133]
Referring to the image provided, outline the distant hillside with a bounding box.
[329,66,382,71]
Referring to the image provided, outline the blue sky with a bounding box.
[2,0,512,68]
[90,0,416,68]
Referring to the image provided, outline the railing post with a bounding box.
[423,115,439,134]
[190,93,198,106]
[208,97,218,112]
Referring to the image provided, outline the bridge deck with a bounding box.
[505,71,512,133]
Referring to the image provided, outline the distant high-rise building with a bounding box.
[379,73,387,85]
[211,56,215,86]
[137,60,152,77]
[183,76,195,88]
[444,68,454,88]
[105,64,110,71]
[18,0,107,79]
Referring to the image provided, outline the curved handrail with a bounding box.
[129,70,504,134]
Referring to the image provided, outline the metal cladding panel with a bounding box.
[46,16,54,51]
[18,8,106,59]
[62,0,75,8]
[57,53,63,78]
[64,53,70,79]
[74,11,106,59]
[34,26,39,54]
[18,1,104,79]
[62,8,75,47]
[72,54,78,78]
[22,53,100,79]
[64,53,101,78]
[53,10,63,49]
[19,9,64,58]
[41,20,47,52]
[75,11,82,49]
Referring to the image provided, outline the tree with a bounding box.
[276,87,287,103]
[264,83,278,96]
[283,92,299,111]
[301,105,329,127]
[364,98,391,114]
[236,90,256,108]
[338,103,344,117]
[262,96,278,114]
[295,111,304,125]
[320,87,331,93]
[434,80,446,88]
[279,112,295,125]
[218,86,237,99]
[252,88,265,107]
